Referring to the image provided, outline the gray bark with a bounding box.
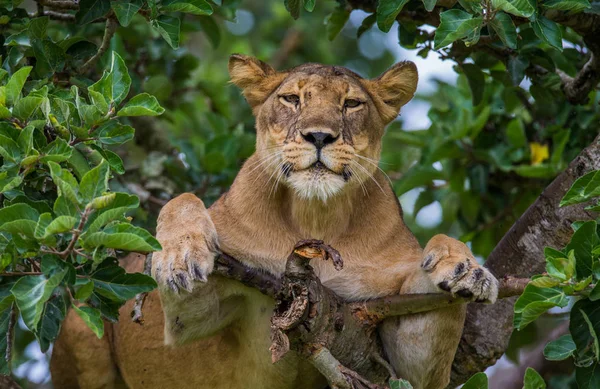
[450,136,600,386]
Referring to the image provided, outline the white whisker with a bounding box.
[350,160,386,196]
[353,153,394,187]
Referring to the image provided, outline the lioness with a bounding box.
[51,55,498,389]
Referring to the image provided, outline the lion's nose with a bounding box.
[302,131,338,150]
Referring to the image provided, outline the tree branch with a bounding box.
[79,17,118,74]
[344,0,600,104]
[450,134,600,386]
[37,0,78,11]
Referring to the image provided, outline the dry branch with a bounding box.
[132,239,527,389]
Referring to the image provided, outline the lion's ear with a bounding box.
[228,54,284,109]
[368,61,418,123]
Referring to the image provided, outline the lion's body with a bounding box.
[51,57,498,389]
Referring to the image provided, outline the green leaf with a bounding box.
[542,0,590,12]
[544,334,576,361]
[565,221,598,279]
[85,193,139,234]
[394,165,445,196]
[28,16,48,39]
[35,293,67,352]
[5,66,32,106]
[75,279,95,300]
[48,161,80,206]
[506,118,526,148]
[514,284,568,330]
[83,222,161,252]
[40,137,72,163]
[90,145,125,174]
[72,305,104,338]
[117,93,165,117]
[434,10,483,49]
[11,269,67,330]
[111,0,142,26]
[590,283,600,301]
[96,120,135,145]
[507,55,529,86]
[357,13,377,37]
[90,263,157,301]
[76,0,111,24]
[531,15,562,51]
[88,90,108,115]
[31,39,66,77]
[461,372,488,389]
[88,193,116,210]
[523,368,546,389]
[461,64,485,106]
[80,160,110,203]
[17,125,34,154]
[0,203,39,237]
[577,364,600,389]
[570,299,600,363]
[284,0,302,19]
[161,0,213,15]
[376,0,410,32]
[545,248,575,281]
[326,7,351,40]
[389,378,413,388]
[45,215,78,236]
[152,15,181,49]
[0,134,21,162]
[560,170,600,207]
[12,95,43,121]
[491,0,536,17]
[422,0,436,11]
[529,276,560,288]
[304,0,315,12]
[88,51,132,105]
[489,12,517,49]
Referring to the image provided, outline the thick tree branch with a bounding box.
[450,135,600,386]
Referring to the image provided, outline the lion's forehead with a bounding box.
[278,73,367,101]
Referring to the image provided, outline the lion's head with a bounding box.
[229,54,418,202]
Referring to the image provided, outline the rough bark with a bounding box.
[133,240,527,388]
[450,136,600,386]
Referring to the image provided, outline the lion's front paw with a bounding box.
[152,231,219,294]
[421,234,498,303]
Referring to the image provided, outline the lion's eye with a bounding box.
[282,94,300,105]
[344,99,362,109]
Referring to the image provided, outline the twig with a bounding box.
[43,10,76,21]
[54,207,92,259]
[80,17,118,74]
[308,347,384,389]
[37,0,78,10]
[131,254,153,324]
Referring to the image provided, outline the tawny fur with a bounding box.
[51,55,498,389]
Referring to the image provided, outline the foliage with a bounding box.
[0,0,596,386]
[511,170,600,387]
[0,48,164,374]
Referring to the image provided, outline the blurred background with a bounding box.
[9,0,599,387]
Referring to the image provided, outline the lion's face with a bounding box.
[229,55,418,201]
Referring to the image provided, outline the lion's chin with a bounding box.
[287,169,346,202]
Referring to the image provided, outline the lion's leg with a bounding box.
[51,309,124,389]
[379,234,498,389]
[151,193,246,345]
